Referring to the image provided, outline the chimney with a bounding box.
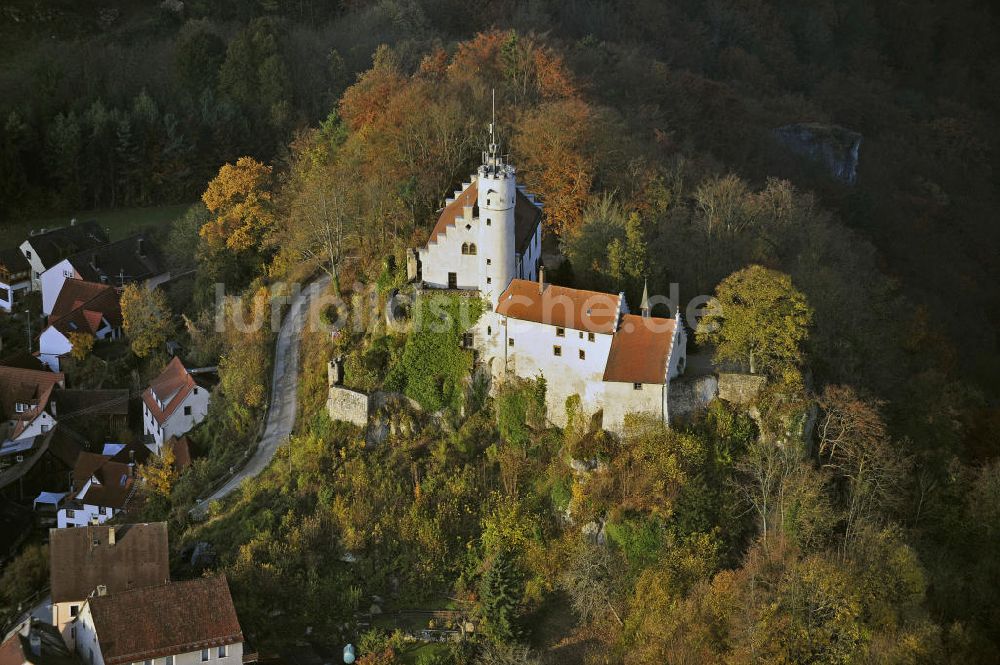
[90,253,100,271]
[96,584,107,597]
[538,266,545,295]
[70,218,77,226]
[29,632,41,657]
[108,526,115,546]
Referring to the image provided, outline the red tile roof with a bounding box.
[602,314,676,384]
[427,182,541,254]
[0,366,65,438]
[87,575,243,665]
[48,279,121,337]
[70,452,136,510]
[142,357,196,426]
[429,183,478,245]
[49,523,169,603]
[496,279,622,334]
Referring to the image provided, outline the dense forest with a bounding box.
[2,0,999,663]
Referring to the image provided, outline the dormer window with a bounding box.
[14,402,26,413]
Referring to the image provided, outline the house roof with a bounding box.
[166,435,192,470]
[48,522,169,603]
[22,222,108,269]
[87,575,243,665]
[496,279,622,334]
[602,314,676,384]
[0,351,48,371]
[0,619,76,665]
[427,181,541,254]
[53,389,129,418]
[47,427,85,469]
[0,247,29,283]
[0,367,65,439]
[48,280,121,337]
[142,357,204,426]
[69,452,136,510]
[68,233,166,285]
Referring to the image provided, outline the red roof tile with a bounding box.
[427,182,541,254]
[496,279,622,334]
[602,314,676,384]
[48,279,121,337]
[142,357,196,426]
[87,575,243,665]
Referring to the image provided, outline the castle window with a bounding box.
[487,326,492,335]
[461,243,470,255]
[486,218,491,226]
[508,338,514,346]
[588,332,595,342]
[468,243,477,255]
[486,258,492,265]
[578,331,583,339]
[556,327,565,338]
[579,350,585,360]
[553,345,562,357]
[633,383,642,390]
[487,277,492,284]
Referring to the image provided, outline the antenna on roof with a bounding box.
[488,88,498,160]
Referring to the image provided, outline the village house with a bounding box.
[40,234,168,316]
[0,618,78,665]
[73,575,245,665]
[19,222,108,291]
[38,281,122,372]
[48,523,169,647]
[0,247,32,314]
[410,130,687,431]
[0,367,64,451]
[141,358,211,454]
[56,452,138,528]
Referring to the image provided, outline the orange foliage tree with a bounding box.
[201,156,276,254]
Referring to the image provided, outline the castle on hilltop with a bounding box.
[408,120,687,431]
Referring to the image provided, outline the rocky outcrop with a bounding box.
[718,373,767,405]
[668,374,719,421]
[773,123,862,185]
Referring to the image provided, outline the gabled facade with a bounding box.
[19,222,108,290]
[56,453,138,529]
[141,358,211,452]
[41,234,169,316]
[0,367,65,445]
[74,575,244,665]
[0,247,32,314]
[48,523,169,646]
[411,130,687,431]
[39,281,122,372]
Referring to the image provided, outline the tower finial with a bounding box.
[489,88,498,159]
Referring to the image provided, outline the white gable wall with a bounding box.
[41,260,81,316]
[39,327,73,371]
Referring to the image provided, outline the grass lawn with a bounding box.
[399,642,452,664]
[2,203,194,250]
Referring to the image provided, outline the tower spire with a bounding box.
[488,88,498,160]
[640,279,651,317]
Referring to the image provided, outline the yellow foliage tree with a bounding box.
[200,156,276,253]
[67,331,94,360]
[140,443,178,496]
[120,283,174,358]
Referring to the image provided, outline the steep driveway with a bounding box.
[191,276,329,517]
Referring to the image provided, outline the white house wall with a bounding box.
[41,260,80,316]
[19,240,48,289]
[39,327,73,371]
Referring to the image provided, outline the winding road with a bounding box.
[191,276,330,518]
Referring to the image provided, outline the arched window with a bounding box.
[468,243,477,255]
[461,242,469,255]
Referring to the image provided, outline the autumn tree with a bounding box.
[68,331,94,360]
[140,444,178,496]
[121,283,174,358]
[201,156,277,254]
[697,265,813,377]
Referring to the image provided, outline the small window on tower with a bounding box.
[553,345,562,357]
[588,332,595,342]
[578,331,583,339]
[469,243,477,255]
[633,383,642,390]
[487,277,492,284]
[461,243,470,255]
[486,258,492,265]
[508,338,514,347]
[579,350,586,360]
[556,327,565,337]
[486,218,492,226]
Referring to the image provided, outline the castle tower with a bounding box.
[477,100,517,308]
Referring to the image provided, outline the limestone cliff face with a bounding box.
[773,123,862,185]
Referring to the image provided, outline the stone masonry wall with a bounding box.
[327,386,371,427]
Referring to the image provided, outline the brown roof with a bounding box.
[427,182,541,254]
[602,314,676,384]
[70,452,136,510]
[167,435,192,470]
[53,389,129,417]
[48,280,121,337]
[0,619,76,665]
[496,279,622,334]
[48,522,169,603]
[0,366,65,438]
[23,221,108,269]
[87,575,243,665]
[142,357,198,426]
